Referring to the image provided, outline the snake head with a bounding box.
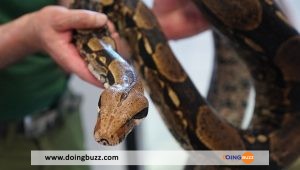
[94,81,148,146]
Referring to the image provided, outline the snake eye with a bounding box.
[132,107,148,120]
[120,92,128,101]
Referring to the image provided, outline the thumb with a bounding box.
[53,8,108,31]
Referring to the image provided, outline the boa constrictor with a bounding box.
[71,0,300,169]
[73,26,149,145]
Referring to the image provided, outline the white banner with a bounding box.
[31,150,269,166]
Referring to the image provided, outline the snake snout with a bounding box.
[99,138,110,145]
[94,131,121,146]
[132,107,149,120]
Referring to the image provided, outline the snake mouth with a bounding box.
[116,107,149,143]
[97,120,136,146]
[99,139,110,145]
[132,107,148,120]
[95,107,149,146]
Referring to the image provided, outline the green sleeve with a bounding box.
[0,0,69,121]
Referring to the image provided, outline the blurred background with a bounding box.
[68,0,300,170]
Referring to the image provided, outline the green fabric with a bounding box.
[0,111,89,170]
[0,0,69,121]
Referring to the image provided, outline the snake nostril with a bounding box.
[132,107,148,120]
[100,138,109,145]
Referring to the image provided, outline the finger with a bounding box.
[107,21,117,34]
[111,32,131,60]
[50,39,103,88]
[153,0,187,16]
[54,9,108,31]
[58,0,72,7]
[63,43,103,87]
[157,3,209,39]
[106,21,131,59]
[159,16,208,40]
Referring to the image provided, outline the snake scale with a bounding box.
[208,32,252,128]
[71,0,300,169]
[72,23,149,145]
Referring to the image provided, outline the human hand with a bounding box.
[153,0,209,40]
[30,6,108,87]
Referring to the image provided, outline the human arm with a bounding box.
[153,0,209,40]
[0,6,107,87]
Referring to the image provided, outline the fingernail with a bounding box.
[96,13,108,26]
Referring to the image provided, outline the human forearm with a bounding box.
[0,13,38,68]
[153,0,209,40]
[0,6,108,87]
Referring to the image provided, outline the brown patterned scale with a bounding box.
[72,24,148,145]
[71,0,300,169]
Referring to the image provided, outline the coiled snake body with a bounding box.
[72,0,300,169]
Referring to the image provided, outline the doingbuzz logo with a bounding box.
[223,152,254,164]
[242,152,255,164]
